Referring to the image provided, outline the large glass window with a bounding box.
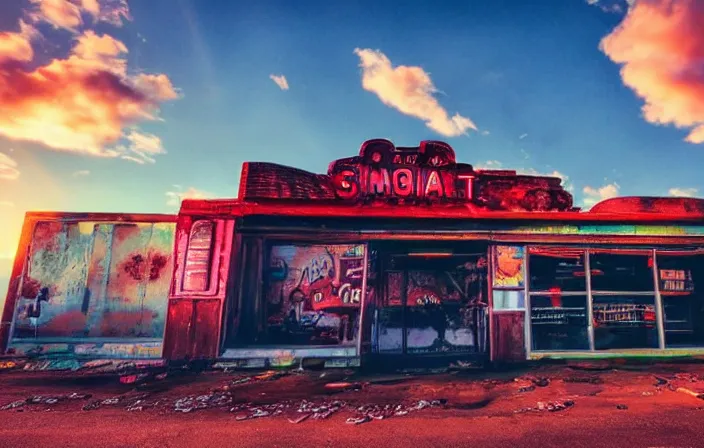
[656,253,704,348]
[262,244,365,347]
[528,248,590,351]
[590,251,657,350]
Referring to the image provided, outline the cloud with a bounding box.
[72,169,90,176]
[28,0,130,33]
[111,129,167,164]
[519,133,528,140]
[0,5,178,163]
[520,168,573,193]
[600,0,704,144]
[586,0,633,13]
[582,182,620,207]
[0,200,14,207]
[473,160,503,170]
[269,74,289,91]
[669,187,698,197]
[165,186,213,207]
[472,160,573,192]
[354,48,478,137]
[0,153,20,180]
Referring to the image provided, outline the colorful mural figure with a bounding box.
[493,246,525,288]
[11,221,175,355]
[265,244,365,346]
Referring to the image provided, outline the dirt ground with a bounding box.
[1,362,704,448]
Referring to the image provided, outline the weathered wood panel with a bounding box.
[192,300,222,359]
[162,299,194,361]
[492,312,526,362]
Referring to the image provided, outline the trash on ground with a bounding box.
[616,404,628,410]
[324,382,363,392]
[516,400,574,413]
[676,387,704,400]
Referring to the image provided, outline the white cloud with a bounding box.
[0,200,14,207]
[354,48,478,137]
[0,153,20,180]
[72,169,90,177]
[473,160,503,170]
[519,133,528,140]
[669,187,698,198]
[269,74,289,91]
[582,182,620,207]
[519,168,573,193]
[165,186,213,208]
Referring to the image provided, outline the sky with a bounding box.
[2,0,704,302]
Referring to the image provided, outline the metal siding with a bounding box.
[7,219,176,359]
[12,222,93,339]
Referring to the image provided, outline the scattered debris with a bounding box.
[616,404,628,410]
[563,377,603,385]
[324,382,363,392]
[642,391,653,396]
[515,400,575,413]
[654,376,669,386]
[120,373,150,385]
[174,392,233,413]
[288,413,311,424]
[538,400,574,412]
[0,360,19,370]
[519,385,536,393]
[533,377,550,388]
[676,387,704,400]
[1,400,25,411]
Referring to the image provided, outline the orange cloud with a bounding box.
[28,0,130,32]
[0,22,179,162]
[600,0,704,144]
[0,21,37,63]
[0,153,20,180]
[354,48,478,137]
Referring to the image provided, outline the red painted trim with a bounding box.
[179,199,704,223]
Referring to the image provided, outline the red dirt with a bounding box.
[1,364,704,447]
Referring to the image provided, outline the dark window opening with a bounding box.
[528,248,587,292]
[657,254,704,348]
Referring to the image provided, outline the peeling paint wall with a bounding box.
[11,220,175,349]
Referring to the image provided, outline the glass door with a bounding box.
[377,252,488,356]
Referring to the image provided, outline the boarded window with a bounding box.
[182,220,215,292]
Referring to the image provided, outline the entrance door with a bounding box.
[375,251,489,358]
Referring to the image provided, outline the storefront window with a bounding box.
[656,253,704,348]
[262,244,365,346]
[528,248,587,292]
[589,252,654,292]
[590,251,657,350]
[528,248,589,351]
[530,294,589,350]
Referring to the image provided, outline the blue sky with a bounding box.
[2,0,704,301]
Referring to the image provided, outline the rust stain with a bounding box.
[37,310,88,336]
[122,253,147,281]
[149,253,169,281]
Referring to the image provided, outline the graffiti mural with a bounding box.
[12,221,175,346]
[264,244,366,346]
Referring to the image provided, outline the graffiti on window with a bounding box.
[265,244,365,346]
